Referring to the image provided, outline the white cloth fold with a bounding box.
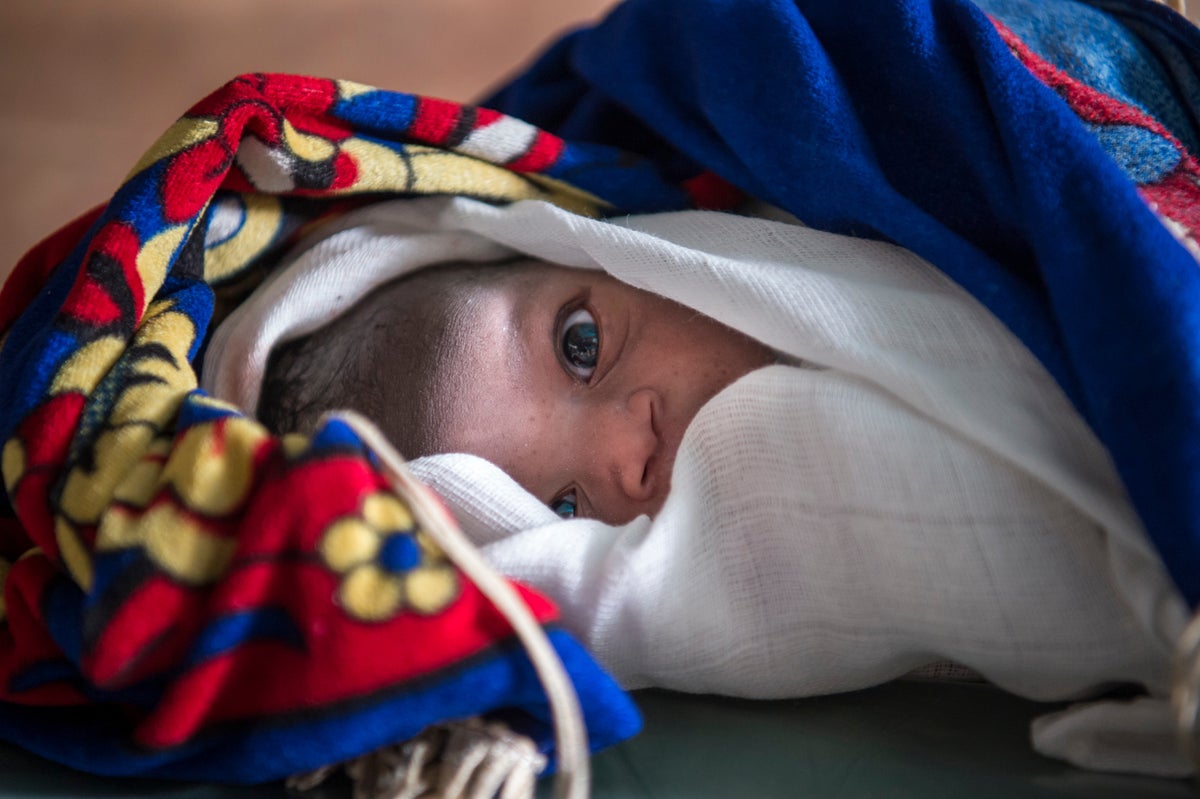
[1031,696,1192,777]
[202,196,1191,775]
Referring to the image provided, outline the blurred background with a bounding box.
[0,0,615,275]
[1,1,1197,276]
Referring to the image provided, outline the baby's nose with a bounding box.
[597,388,660,503]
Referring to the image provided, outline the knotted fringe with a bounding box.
[288,718,547,799]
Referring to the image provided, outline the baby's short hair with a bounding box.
[257,258,540,457]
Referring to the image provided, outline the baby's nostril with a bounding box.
[641,451,658,495]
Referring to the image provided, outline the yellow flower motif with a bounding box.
[338,139,603,217]
[319,492,458,622]
[283,119,336,162]
[2,437,25,494]
[279,432,310,460]
[97,503,235,586]
[203,194,284,283]
[0,558,9,621]
[49,335,126,397]
[135,227,188,314]
[159,417,266,517]
[60,425,156,525]
[126,118,219,180]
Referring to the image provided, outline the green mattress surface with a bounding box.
[0,681,1191,798]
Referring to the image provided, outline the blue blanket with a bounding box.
[488,0,1200,605]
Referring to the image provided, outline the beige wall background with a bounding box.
[0,1,1196,276]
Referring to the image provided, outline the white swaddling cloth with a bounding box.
[203,195,1190,775]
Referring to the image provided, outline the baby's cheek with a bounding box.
[708,337,772,397]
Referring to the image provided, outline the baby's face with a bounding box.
[426,261,775,524]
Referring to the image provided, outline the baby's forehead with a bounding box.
[478,256,592,285]
[402,257,619,383]
[428,257,606,364]
[435,258,602,318]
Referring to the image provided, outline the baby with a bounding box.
[256,258,777,525]
[235,196,1188,778]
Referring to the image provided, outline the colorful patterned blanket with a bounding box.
[0,74,660,783]
[0,0,1198,787]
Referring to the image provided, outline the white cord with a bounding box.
[328,410,591,799]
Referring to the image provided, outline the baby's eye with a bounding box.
[559,307,599,381]
[550,489,578,519]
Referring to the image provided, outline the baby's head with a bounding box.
[259,259,774,524]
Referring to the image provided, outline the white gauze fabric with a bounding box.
[202,196,1191,774]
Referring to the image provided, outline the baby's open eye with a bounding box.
[559,307,599,380]
[550,489,578,519]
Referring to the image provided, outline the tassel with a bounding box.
[288,718,547,799]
